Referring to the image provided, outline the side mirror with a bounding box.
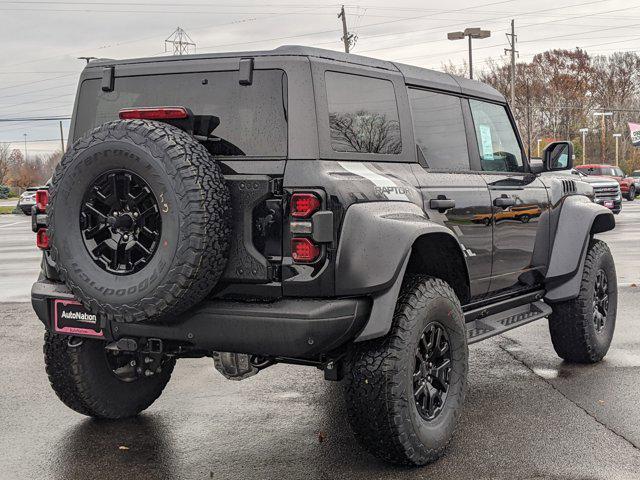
[543,141,574,171]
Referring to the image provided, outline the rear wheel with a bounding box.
[548,239,617,363]
[343,276,467,466]
[44,331,175,419]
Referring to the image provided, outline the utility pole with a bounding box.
[23,133,27,160]
[613,133,622,166]
[593,112,613,163]
[579,128,589,164]
[59,121,65,153]
[165,27,196,55]
[526,82,531,159]
[504,19,518,106]
[338,5,356,53]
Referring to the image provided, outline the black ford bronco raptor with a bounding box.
[31,46,617,466]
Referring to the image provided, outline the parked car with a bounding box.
[542,166,622,214]
[631,170,640,191]
[575,164,636,200]
[31,46,617,467]
[17,187,38,215]
[17,184,50,215]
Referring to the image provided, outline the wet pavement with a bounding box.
[1,204,640,479]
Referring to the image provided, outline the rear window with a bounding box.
[74,70,288,157]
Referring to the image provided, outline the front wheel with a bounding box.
[44,332,175,419]
[343,276,468,466]
[548,239,617,363]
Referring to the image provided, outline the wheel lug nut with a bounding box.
[133,212,139,218]
[123,235,129,241]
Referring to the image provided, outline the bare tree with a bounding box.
[329,111,401,154]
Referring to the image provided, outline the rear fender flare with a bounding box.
[334,201,469,342]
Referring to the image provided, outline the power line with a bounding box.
[0,116,71,122]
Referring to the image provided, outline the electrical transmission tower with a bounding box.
[338,5,357,53]
[165,27,196,55]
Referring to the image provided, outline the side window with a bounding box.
[325,71,401,154]
[469,99,524,173]
[408,88,469,170]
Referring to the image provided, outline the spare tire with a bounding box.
[48,119,231,323]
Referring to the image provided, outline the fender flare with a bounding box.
[544,195,615,302]
[333,201,469,341]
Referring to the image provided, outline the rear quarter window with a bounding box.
[325,71,401,155]
[74,69,288,157]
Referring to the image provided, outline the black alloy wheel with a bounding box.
[80,170,161,275]
[413,322,452,421]
[593,269,609,333]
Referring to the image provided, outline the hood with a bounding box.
[578,175,619,187]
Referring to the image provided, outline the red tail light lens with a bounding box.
[291,237,320,263]
[35,189,49,212]
[36,228,50,250]
[118,107,189,120]
[290,193,321,218]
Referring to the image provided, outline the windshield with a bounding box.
[74,70,288,158]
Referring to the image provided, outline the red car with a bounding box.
[575,164,637,200]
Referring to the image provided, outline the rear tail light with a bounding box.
[291,237,320,263]
[118,106,189,120]
[36,228,50,250]
[35,189,48,212]
[290,193,321,218]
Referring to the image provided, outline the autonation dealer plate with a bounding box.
[54,299,103,338]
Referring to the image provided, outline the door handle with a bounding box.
[430,197,456,210]
[493,195,515,208]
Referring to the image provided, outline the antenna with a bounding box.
[165,27,196,55]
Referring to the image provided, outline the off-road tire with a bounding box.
[48,120,231,323]
[44,331,175,419]
[548,239,617,363]
[343,276,468,466]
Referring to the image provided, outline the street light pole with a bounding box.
[613,133,622,166]
[447,27,491,80]
[593,112,613,163]
[23,133,27,160]
[579,128,589,165]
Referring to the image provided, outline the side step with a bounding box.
[466,300,552,344]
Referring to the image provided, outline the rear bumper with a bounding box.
[31,279,370,359]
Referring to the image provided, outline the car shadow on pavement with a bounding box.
[52,415,179,480]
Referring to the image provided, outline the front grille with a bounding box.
[593,185,620,200]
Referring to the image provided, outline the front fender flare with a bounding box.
[544,195,615,302]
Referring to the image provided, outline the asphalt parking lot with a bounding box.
[1,204,640,479]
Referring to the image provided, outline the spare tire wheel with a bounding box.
[48,119,231,323]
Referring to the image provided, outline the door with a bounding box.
[407,87,494,299]
[467,99,550,294]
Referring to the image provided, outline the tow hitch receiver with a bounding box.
[105,337,166,377]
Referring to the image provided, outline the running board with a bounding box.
[466,300,552,344]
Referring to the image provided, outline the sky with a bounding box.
[1,0,638,155]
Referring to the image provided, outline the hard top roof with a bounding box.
[87,45,504,102]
